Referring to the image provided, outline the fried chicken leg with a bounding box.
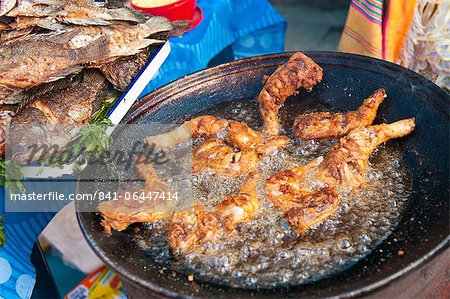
[319,118,416,187]
[266,118,415,233]
[293,88,387,140]
[257,52,323,136]
[168,172,259,253]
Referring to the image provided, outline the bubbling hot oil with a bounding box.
[134,99,411,288]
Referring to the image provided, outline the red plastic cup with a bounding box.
[131,0,197,21]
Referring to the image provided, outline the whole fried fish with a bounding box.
[10,69,108,164]
[8,0,144,25]
[10,16,67,31]
[0,30,109,90]
[73,17,172,60]
[0,74,81,105]
[0,17,171,91]
[0,26,32,42]
[6,0,57,18]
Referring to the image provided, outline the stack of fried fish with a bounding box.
[0,0,187,158]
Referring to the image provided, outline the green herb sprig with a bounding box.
[0,93,120,248]
[0,215,5,247]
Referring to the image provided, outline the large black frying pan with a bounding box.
[76,52,449,298]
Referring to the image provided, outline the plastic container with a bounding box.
[131,0,197,21]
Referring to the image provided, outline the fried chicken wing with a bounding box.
[168,172,259,253]
[293,89,387,140]
[266,118,416,233]
[257,52,323,136]
[98,159,171,233]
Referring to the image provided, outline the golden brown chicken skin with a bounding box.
[266,118,415,234]
[215,172,259,231]
[168,205,220,253]
[98,193,170,234]
[284,187,339,234]
[293,88,387,140]
[98,159,171,233]
[168,172,259,253]
[319,118,416,187]
[145,115,290,174]
[144,116,263,149]
[192,138,260,174]
[257,52,323,136]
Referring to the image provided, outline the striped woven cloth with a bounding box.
[339,0,384,59]
[339,0,418,62]
[339,0,449,90]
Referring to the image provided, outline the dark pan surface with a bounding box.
[77,52,450,298]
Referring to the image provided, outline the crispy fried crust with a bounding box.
[284,187,339,233]
[98,159,171,233]
[168,205,220,253]
[192,138,260,174]
[99,195,169,234]
[168,172,259,253]
[320,118,416,187]
[215,172,259,231]
[266,118,416,234]
[293,89,387,140]
[257,52,323,136]
[145,115,289,174]
[100,48,150,91]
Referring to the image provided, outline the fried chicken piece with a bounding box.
[98,160,171,233]
[215,172,259,231]
[144,116,263,150]
[99,192,170,233]
[192,135,290,174]
[192,138,259,173]
[319,118,416,187]
[168,172,259,253]
[266,157,323,212]
[266,118,416,233]
[256,135,291,156]
[284,187,339,233]
[293,89,387,140]
[145,115,290,174]
[257,52,323,136]
[168,205,220,253]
